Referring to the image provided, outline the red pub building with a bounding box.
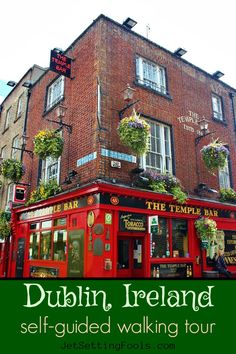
[3,15,236,278]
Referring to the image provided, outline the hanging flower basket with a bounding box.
[194,217,217,245]
[201,139,229,171]
[33,129,64,160]
[0,159,25,183]
[117,110,150,155]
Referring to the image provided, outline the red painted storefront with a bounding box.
[7,182,236,279]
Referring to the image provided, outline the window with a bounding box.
[212,94,223,121]
[136,56,167,94]
[53,230,66,261]
[41,156,60,183]
[16,94,23,118]
[6,183,14,207]
[0,145,7,159]
[4,107,12,130]
[46,76,65,110]
[151,218,189,258]
[142,120,172,173]
[219,157,231,189]
[11,135,20,160]
[29,232,40,259]
[40,230,52,260]
[28,219,67,261]
[172,219,188,258]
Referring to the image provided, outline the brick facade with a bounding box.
[19,15,236,202]
[0,65,45,210]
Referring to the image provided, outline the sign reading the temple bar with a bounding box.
[119,212,147,232]
[50,49,71,78]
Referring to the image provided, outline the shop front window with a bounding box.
[28,219,67,262]
[151,218,169,258]
[172,219,188,257]
[29,232,40,259]
[151,218,189,258]
[42,220,52,229]
[53,230,66,261]
[40,231,52,260]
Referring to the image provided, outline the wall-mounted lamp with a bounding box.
[46,104,72,133]
[174,47,187,57]
[194,183,218,196]
[212,71,224,79]
[122,17,137,30]
[22,80,32,88]
[118,84,140,119]
[7,81,17,87]
[195,118,214,145]
[63,170,78,185]
[12,134,34,158]
[53,47,64,54]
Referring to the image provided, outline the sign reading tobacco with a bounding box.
[119,212,147,232]
[50,49,72,78]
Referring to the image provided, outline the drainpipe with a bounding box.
[20,88,31,161]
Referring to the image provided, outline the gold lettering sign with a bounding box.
[145,201,218,217]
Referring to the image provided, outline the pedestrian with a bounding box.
[215,247,232,278]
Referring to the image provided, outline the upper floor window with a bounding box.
[136,56,167,94]
[6,183,14,208]
[142,120,172,174]
[4,107,12,130]
[46,76,65,111]
[0,145,7,159]
[16,94,23,118]
[212,94,223,121]
[11,135,20,160]
[41,156,61,184]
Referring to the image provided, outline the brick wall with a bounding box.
[21,15,236,200]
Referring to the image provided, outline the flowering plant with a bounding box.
[194,217,217,241]
[0,211,11,240]
[26,179,62,206]
[201,139,229,171]
[117,110,150,155]
[138,170,187,204]
[33,129,64,159]
[219,188,236,203]
[0,159,25,182]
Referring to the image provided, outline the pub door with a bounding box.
[15,238,25,278]
[117,236,145,278]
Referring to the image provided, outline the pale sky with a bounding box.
[0,0,236,99]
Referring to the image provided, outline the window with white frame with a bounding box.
[46,76,65,111]
[4,107,12,130]
[16,94,23,118]
[219,157,231,189]
[11,135,20,160]
[142,120,172,173]
[136,56,167,94]
[41,156,61,183]
[212,94,223,121]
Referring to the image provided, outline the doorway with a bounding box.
[117,236,145,278]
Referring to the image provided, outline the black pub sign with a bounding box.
[50,49,71,78]
[119,212,147,232]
